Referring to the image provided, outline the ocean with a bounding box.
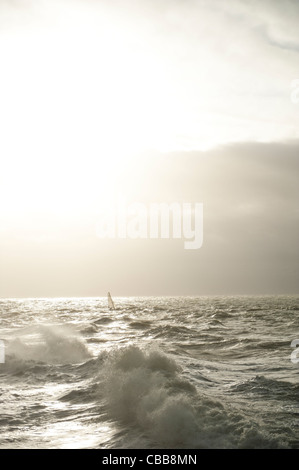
[0,295,298,449]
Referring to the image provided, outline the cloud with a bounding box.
[2,141,298,296]
[0,0,298,153]
[0,1,298,295]
[112,141,299,294]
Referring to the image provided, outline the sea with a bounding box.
[0,295,298,450]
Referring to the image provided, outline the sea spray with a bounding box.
[1,296,297,449]
[100,346,201,446]
[5,324,91,365]
[94,345,287,448]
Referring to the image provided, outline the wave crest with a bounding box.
[5,324,91,367]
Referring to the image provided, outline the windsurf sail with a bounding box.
[107,292,115,310]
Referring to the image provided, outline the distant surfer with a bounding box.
[108,292,115,310]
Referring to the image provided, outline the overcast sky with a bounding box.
[0,0,298,297]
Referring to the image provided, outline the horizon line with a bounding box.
[1,293,299,300]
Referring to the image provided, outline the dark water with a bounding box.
[0,296,298,448]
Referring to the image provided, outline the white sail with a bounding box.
[107,292,115,310]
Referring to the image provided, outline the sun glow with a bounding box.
[2,0,292,231]
[0,2,180,225]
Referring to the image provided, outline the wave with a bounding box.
[231,375,299,402]
[93,317,113,325]
[94,346,201,447]
[2,295,298,449]
[4,324,92,369]
[129,321,152,330]
[58,345,288,448]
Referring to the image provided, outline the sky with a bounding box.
[0,0,298,297]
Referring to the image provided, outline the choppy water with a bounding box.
[0,296,298,449]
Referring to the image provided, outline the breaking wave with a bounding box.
[1,295,298,449]
[5,324,91,368]
[59,345,288,448]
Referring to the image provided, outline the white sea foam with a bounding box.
[5,324,91,365]
[0,296,297,449]
[99,346,199,447]
[95,345,287,448]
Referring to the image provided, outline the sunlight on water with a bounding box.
[1,296,299,448]
[42,420,113,449]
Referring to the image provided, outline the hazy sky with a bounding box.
[0,0,298,297]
